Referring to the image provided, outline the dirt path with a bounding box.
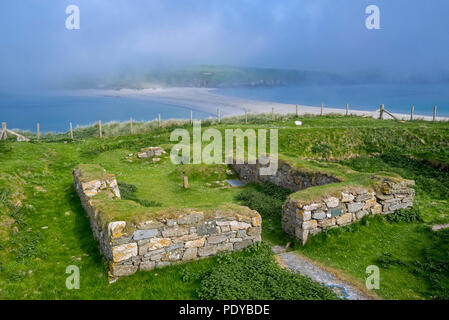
[274,249,376,300]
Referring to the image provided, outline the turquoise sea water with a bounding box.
[1,83,448,132]
[216,83,449,117]
[0,92,213,132]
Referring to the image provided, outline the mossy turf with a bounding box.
[0,114,448,299]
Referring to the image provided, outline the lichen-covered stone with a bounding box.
[112,243,137,262]
[185,237,206,248]
[108,221,127,239]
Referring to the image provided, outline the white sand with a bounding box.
[78,87,448,121]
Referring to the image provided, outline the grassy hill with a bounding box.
[67,65,345,89]
[1,114,448,299]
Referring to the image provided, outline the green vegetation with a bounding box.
[0,114,448,300]
[68,65,340,90]
[195,243,338,300]
[236,183,294,246]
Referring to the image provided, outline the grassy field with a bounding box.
[1,114,448,299]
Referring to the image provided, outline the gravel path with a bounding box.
[275,251,374,300]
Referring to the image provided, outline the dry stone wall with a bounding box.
[232,158,340,192]
[283,179,415,244]
[232,159,415,245]
[73,166,262,279]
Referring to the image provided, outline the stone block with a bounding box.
[139,238,171,255]
[112,243,138,262]
[182,248,198,261]
[318,218,336,228]
[229,221,251,231]
[197,220,218,236]
[185,237,206,248]
[336,213,352,225]
[347,202,364,213]
[207,235,228,245]
[325,197,339,208]
[341,192,355,202]
[110,263,138,277]
[108,221,126,239]
[198,245,218,257]
[302,220,318,230]
[133,229,158,241]
[162,227,188,238]
[312,211,326,220]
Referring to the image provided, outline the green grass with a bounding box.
[1,114,449,299]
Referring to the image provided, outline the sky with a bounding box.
[1,0,449,89]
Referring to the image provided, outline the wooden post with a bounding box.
[296,105,299,117]
[183,176,189,189]
[410,106,414,121]
[37,123,40,141]
[70,122,73,140]
[321,103,324,116]
[1,122,6,140]
[130,117,133,134]
[271,108,274,121]
[346,104,349,116]
[158,114,161,127]
[190,110,193,125]
[245,109,248,124]
[379,104,385,120]
[433,106,437,121]
[217,108,221,123]
[99,120,102,138]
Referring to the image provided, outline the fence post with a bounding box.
[271,108,274,121]
[1,122,6,140]
[130,117,133,134]
[37,123,40,141]
[346,104,349,116]
[190,110,193,125]
[158,114,161,127]
[433,106,437,121]
[99,120,102,138]
[245,109,248,124]
[379,104,385,120]
[321,103,324,116]
[296,104,299,117]
[217,108,221,123]
[70,122,74,140]
[410,106,414,121]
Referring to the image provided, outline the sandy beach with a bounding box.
[79,87,448,121]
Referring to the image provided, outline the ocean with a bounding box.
[216,83,449,117]
[1,83,448,132]
[0,92,213,132]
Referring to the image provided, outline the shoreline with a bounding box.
[78,87,449,122]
